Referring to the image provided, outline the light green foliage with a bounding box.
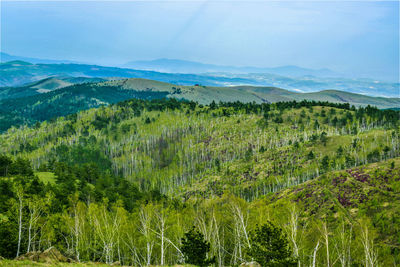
[35,172,56,185]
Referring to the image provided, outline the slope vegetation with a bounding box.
[0,98,399,265]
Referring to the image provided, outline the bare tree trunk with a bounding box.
[16,189,23,258]
[311,240,320,267]
[139,207,153,266]
[361,224,377,267]
[158,211,165,266]
[335,221,352,267]
[27,212,32,253]
[323,223,330,267]
[74,203,80,262]
[288,206,300,266]
[231,204,251,249]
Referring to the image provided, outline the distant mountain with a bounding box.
[123,58,340,77]
[0,52,80,64]
[0,78,398,132]
[0,60,262,88]
[218,72,400,98]
[1,60,398,98]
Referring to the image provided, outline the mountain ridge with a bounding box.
[123,58,340,77]
[2,60,398,97]
[0,52,81,65]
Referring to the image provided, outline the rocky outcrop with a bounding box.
[15,247,69,263]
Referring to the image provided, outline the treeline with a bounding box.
[116,98,399,125]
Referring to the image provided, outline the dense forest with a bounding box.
[0,98,399,266]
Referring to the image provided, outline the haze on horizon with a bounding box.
[1,0,399,82]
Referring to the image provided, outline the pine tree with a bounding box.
[246,221,296,267]
[181,227,215,266]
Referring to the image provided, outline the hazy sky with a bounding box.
[1,1,399,80]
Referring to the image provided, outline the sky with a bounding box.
[1,1,399,81]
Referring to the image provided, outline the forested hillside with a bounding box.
[1,78,399,132]
[1,98,399,266]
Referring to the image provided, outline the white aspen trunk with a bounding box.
[146,243,151,266]
[16,191,23,258]
[312,240,320,267]
[323,223,330,267]
[161,229,164,265]
[213,213,223,267]
[27,212,33,253]
[74,204,80,262]
[361,225,377,267]
[232,204,251,249]
[289,206,300,267]
[139,207,153,266]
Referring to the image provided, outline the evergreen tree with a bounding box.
[320,132,328,146]
[321,155,330,171]
[0,155,12,176]
[246,222,296,267]
[181,227,215,266]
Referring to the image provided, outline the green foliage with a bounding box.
[181,227,215,266]
[0,155,12,176]
[320,131,328,146]
[307,151,315,160]
[321,155,330,172]
[246,222,296,267]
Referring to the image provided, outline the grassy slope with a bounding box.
[256,158,400,255]
[0,78,72,100]
[103,78,400,108]
[0,77,108,100]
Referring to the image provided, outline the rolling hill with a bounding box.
[0,76,107,100]
[0,78,398,132]
[99,78,400,108]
